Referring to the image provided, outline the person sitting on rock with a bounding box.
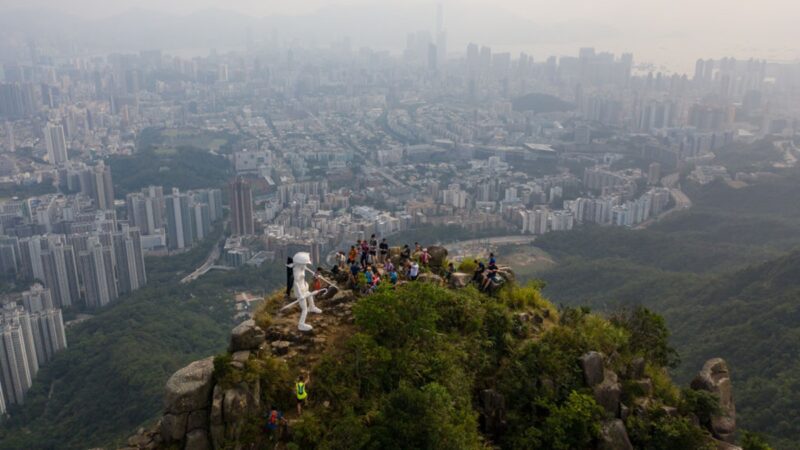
[472,261,486,285]
[445,262,455,280]
[481,261,499,291]
[489,252,497,266]
[296,374,309,415]
[390,268,399,285]
[313,267,325,292]
[409,261,420,281]
[384,260,395,274]
[370,266,381,291]
[400,244,411,262]
[364,265,374,290]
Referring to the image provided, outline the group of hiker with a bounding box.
[272,241,504,443]
[328,236,439,293]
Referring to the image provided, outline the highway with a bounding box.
[180,235,227,284]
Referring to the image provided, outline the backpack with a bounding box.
[269,411,279,425]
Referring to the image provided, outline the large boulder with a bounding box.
[222,385,261,441]
[186,409,209,432]
[160,413,188,443]
[417,272,443,285]
[580,351,605,387]
[594,369,622,417]
[496,266,516,285]
[690,358,736,443]
[184,429,212,450]
[427,246,448,269]
[229,319,266,352]
[599,419,633,450]
[449,272,471,288]
[164,357,215,415]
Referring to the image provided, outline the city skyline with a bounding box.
[0,1,798,73]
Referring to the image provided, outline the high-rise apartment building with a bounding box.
[44,122,68,165]
[78,237,117,308]
[165,188,194,250]
[126,186,165,236]
[78,162,115,210]
[40,240,80,309]
[230,178,254,236]
[113,227,146,294]
[0,287,67,408]
[0,321,33,405]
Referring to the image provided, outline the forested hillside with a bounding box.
[531,171,800,448]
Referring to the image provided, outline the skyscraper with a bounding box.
[81,162,115,210]
[165,188,194,250]
[113,227,146,295]
[4,121,14,152]
[29,308,66,364]
[78,237,117,308]
[0,321,33,405]
[230,178,254,236]
[2,304,38,381]
[44,122,68,165]
[126,186,165,235]
[40,239,80,309]
[21,283,54,313]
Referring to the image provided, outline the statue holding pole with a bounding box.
[282,252,326,331]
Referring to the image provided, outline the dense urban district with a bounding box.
[0,21,798,450]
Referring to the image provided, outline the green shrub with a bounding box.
[679,388,720,428]
[626,407,713,450]
[741,430,773,450]
[540,391,604,450]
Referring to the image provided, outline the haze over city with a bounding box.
[1,0,800,72]
[0,1,798,449]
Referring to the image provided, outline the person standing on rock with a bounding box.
[286,257,294,297]
[379,238,389,265]
[296,374,310,415]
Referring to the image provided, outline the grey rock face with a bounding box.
[580,351,605,387]
[164,357,215,415]
[229,319,266,352]
[691,358,736,443]
[599,419,633,450]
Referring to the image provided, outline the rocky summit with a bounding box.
[123,247,741,450]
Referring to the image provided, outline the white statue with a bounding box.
[282,252,324,331]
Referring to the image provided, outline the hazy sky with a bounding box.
[1,0,798,72]
[2,0,797,27]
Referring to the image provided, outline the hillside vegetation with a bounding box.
[109,127,233,196]
[531,170,800,448]
[261,282,723,449]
